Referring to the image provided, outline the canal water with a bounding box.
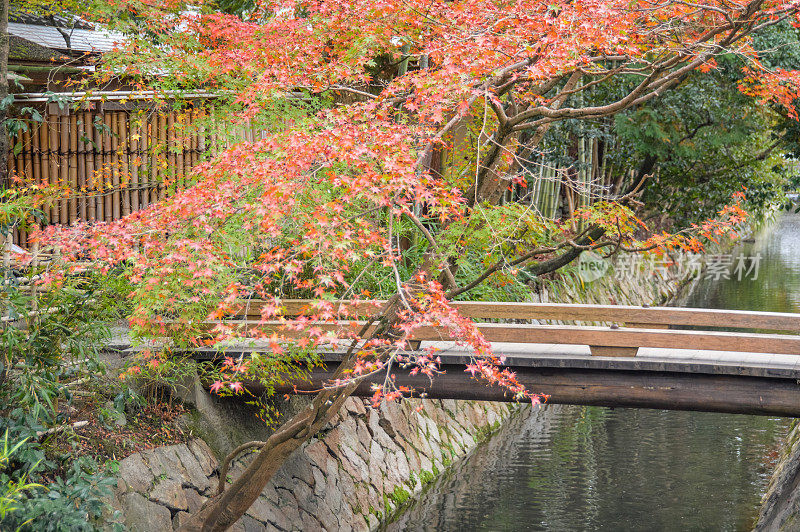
[390,215,800,531]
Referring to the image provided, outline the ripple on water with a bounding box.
[389,406,791,532]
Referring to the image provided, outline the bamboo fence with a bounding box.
[5,103,265,248]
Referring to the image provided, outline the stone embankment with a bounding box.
[113,397,514,530]
[756,422,800,531]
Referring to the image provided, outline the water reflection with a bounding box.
[391,215,799,531]
[686,214,800,313]
[389,407,787,531]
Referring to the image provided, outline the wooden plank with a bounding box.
[589,346,638,357]
[450,302,800,331]
[204,319,800,355]
[442,323,800,355]
[235,299,800,332]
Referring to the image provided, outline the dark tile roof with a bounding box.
[9,10,94,30]
[9,34,67,63]
[8,22,123,53]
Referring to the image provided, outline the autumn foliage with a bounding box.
[28,2,800,527]
[37,0,797,402]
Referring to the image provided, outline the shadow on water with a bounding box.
[389,215,800,531]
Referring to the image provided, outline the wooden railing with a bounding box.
[210,300,800,357]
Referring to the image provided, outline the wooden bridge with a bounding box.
[192,300,800,417]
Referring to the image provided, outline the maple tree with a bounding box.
[32,0,800,529]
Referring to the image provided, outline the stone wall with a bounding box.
[756,422,800,531]
[113,397,516,531]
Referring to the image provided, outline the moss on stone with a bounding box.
[418,470,435,485]
[389,485,412,507]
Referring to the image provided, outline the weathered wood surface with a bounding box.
[234,299,800,332]
[203,320,800,355]
[242,360,800,417]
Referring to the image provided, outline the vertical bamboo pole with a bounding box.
[149,112,158,205]
[94,112,105,221]
[167,111,176,194]
[551,168,562,219]
[30,123,42,245]
[21,127,32,184]
[103,112,113,221]
[142,112,152,207]
[538,166,551,217]
[148,112,156,204]
[36,117,48,223]
[69,113,78,223]
[577,136,586,231]
[210,105,218,155]
[31,120,41,192]
[130,113,140,212]
[158,112,167,200]
[58,113,69,224]
[592,137,599,201]
[47,114,59,224]
[199,107,207,159]
[110,112,121,220]
[119,112,130,217]
[189,108,197,169]
[7,148,18,246]
[77,112,88,221]
[598,139,607,203]
[85,111,97,222]
[176,112,185,191]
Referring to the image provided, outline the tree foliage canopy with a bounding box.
[32,1,800,529]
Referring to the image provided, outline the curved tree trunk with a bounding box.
[178,293,411,531]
